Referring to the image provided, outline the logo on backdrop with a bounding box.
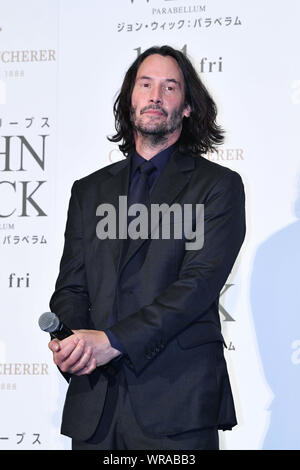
[135,45,224,73]
[205,148,245,162]
[129,0,206,11]
[120,1,242,33]
[0,359,48,447]
[0,362,48,376]
[0,119,50,246]
[0,133,48,218]
[0,50,56,64]
[0,33,55,226]
[0,432,42,447]
[0,361,49,399]
[0,115,49,220]
[8,273,30,288]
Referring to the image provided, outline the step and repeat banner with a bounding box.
[0,0,299,450]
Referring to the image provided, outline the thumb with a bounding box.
[48,338,60,352]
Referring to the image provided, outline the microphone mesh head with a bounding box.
[38,312,59,333]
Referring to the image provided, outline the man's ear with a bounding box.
[183,104,191,118]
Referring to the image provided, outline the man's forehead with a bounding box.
[136,54,184,82]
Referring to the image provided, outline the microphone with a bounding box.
[38,312,73,340]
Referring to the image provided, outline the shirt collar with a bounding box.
[131,143,176,177]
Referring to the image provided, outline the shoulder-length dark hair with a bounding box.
[108,45,225,156]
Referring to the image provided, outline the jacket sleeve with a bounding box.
[109,170,246,375]
[49,181,91,329]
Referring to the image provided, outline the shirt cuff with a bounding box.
[105,329,126,355]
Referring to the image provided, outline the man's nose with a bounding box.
[149,84,163,104]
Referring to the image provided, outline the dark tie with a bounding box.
[107,159,156,343]
[120,159,155,270]
[128,159,155,208]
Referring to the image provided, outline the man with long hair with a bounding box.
[48,45,245,450]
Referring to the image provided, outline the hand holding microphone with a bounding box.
[38,311,74,340]
[39,312,97,375]
[39,312,121,375]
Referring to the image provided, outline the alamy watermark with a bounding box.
[96,196,204,250]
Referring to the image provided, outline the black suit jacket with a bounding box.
[50,148,246,441]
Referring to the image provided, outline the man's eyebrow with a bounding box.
[165,78,181,87]
[136,75,152,81]
[136,76,181,87]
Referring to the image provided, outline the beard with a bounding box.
[130,104,185,145]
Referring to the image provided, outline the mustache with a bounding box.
[140,105,168,117]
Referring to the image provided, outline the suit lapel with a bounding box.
[96,154,131,270]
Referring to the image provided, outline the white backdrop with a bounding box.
[0,0,299,450]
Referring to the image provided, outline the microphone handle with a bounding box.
[50,323,74,340]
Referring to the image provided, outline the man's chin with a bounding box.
[136,124,168,137]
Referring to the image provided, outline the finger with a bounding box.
[59,334,79,349]
[67,345,93,374]
[48,339,60,353]
[52,336,80,365]
[50,335,78,355]
[58,339,86,372]
[75,357,97,376]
